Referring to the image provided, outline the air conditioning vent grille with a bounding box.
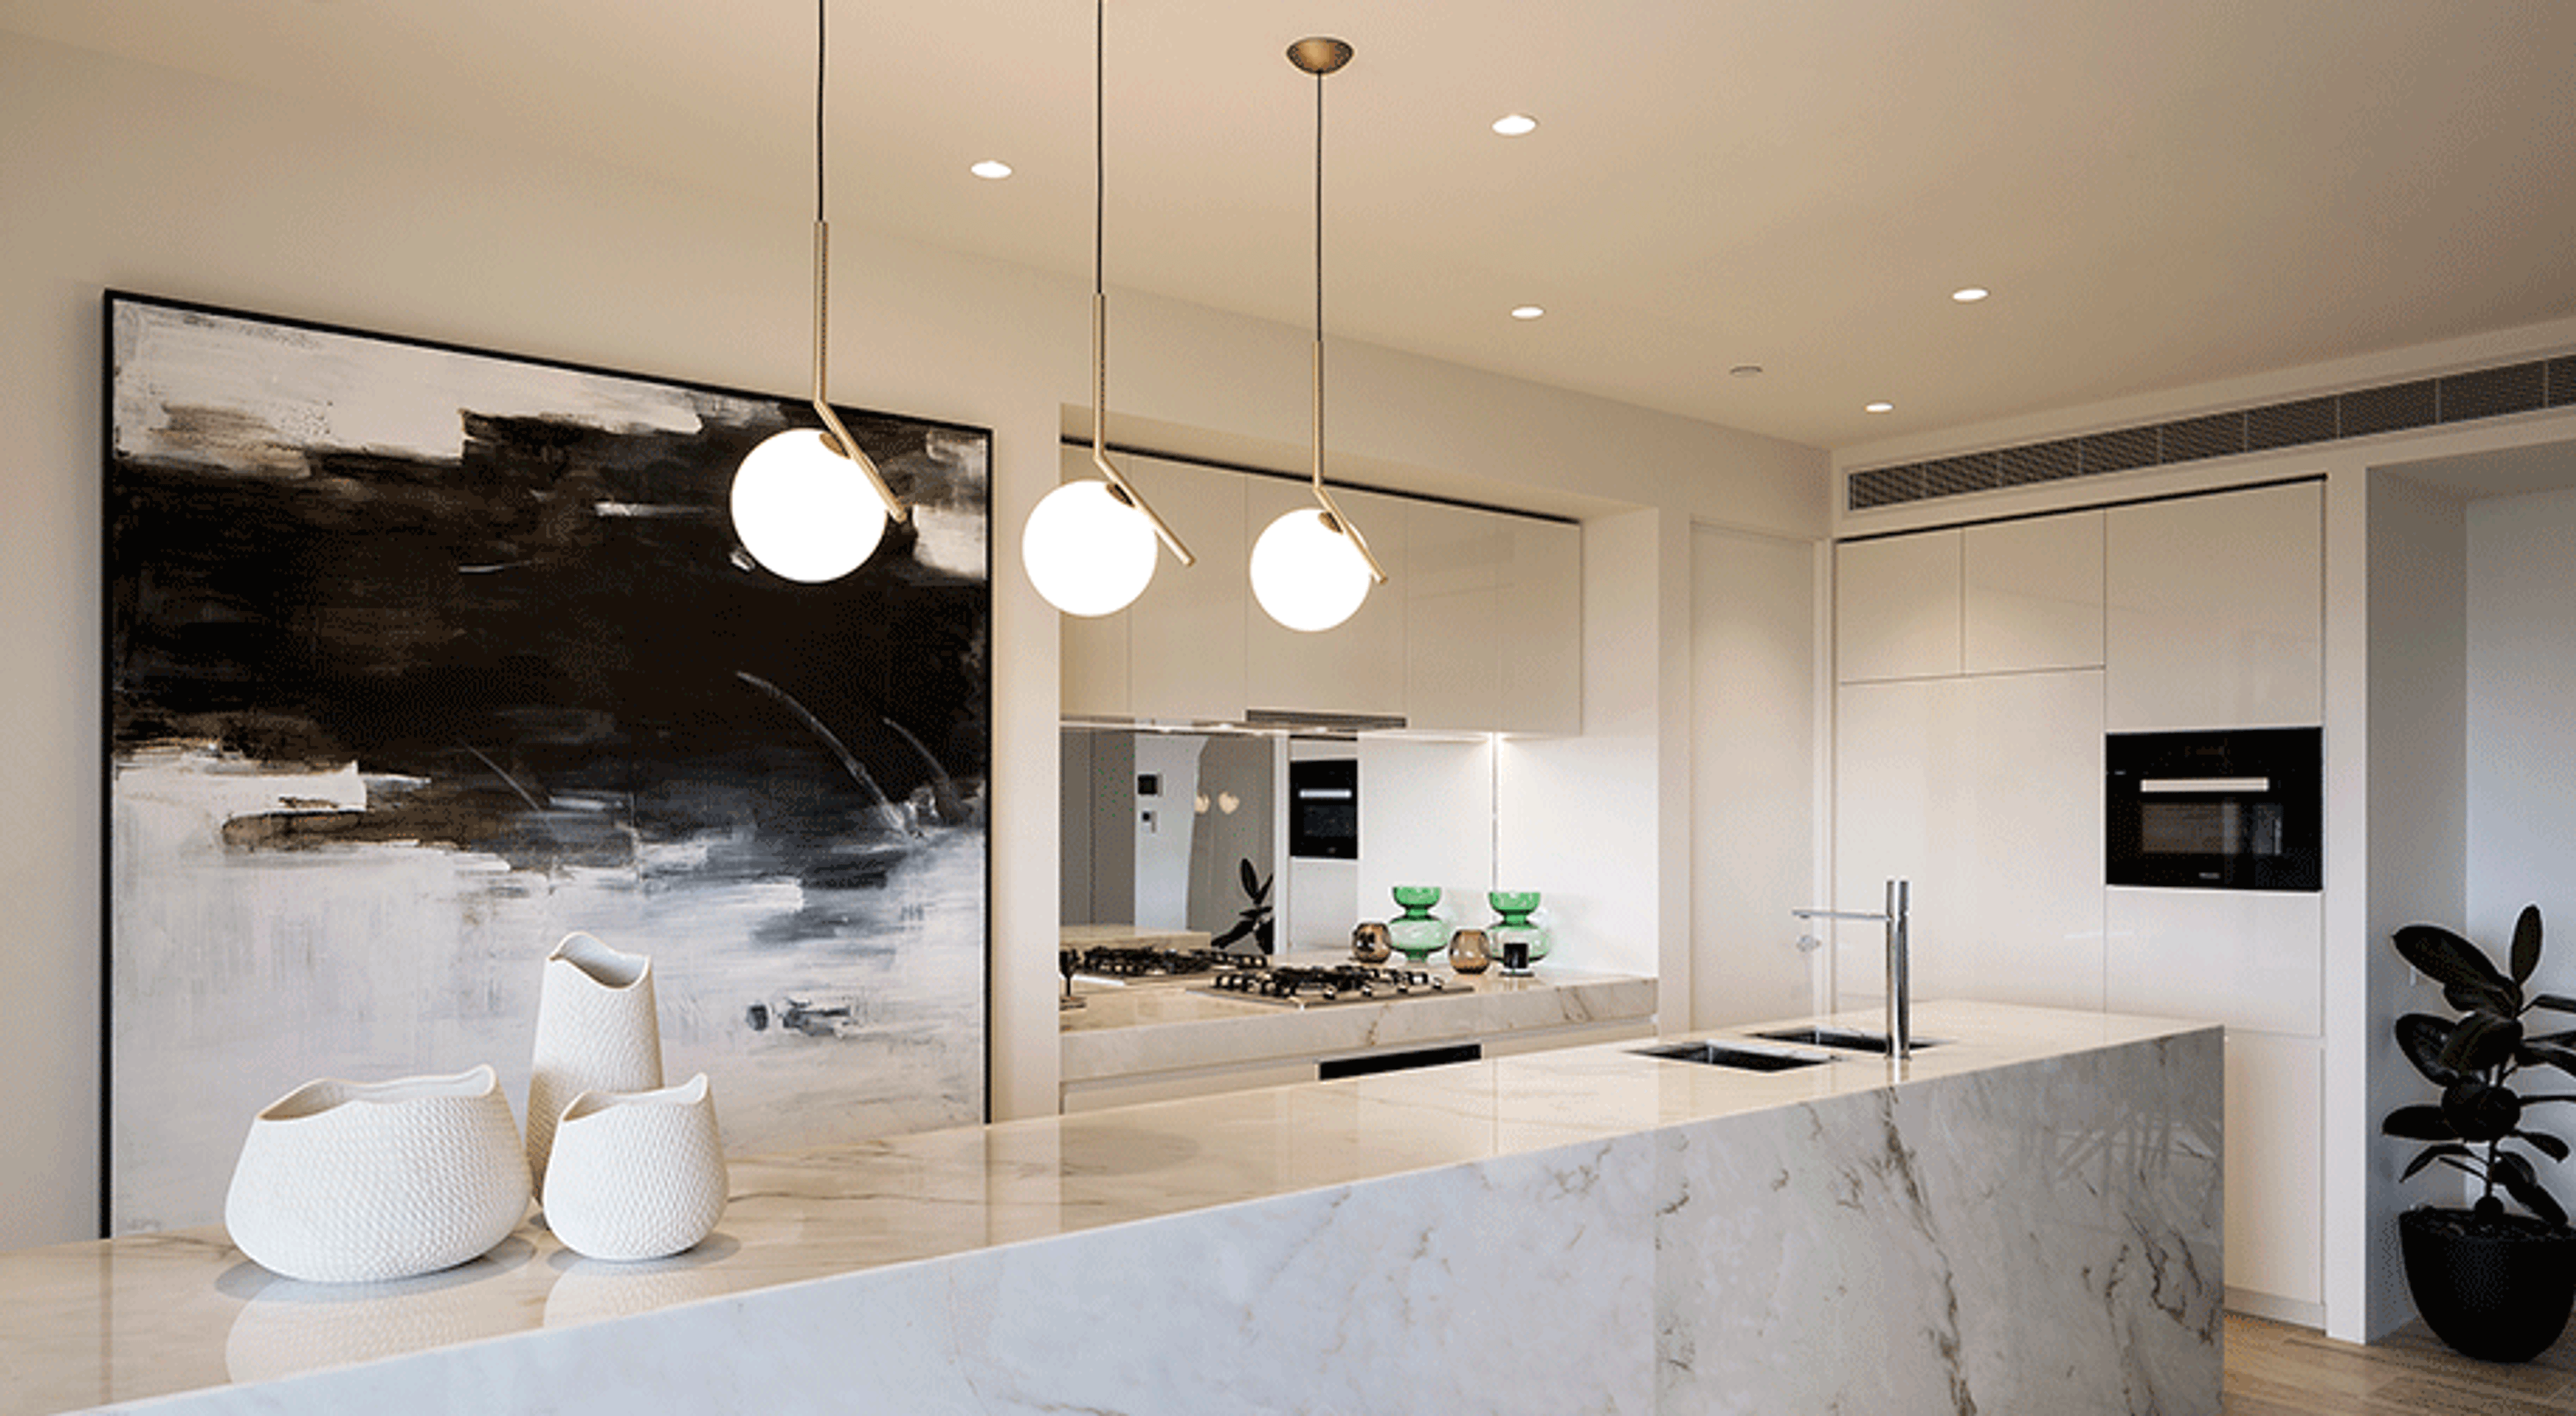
[1849,351,2575,512]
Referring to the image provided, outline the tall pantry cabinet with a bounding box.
[1833,480,2325,1319]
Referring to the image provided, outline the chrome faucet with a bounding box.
[1792,879,1913,1058]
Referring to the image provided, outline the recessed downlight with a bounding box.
[1510,305,1546,321]
[1950,286,1989,303]
[1865,402,1895,414]
[1492,113,1539,137]
[969,159,1014,180]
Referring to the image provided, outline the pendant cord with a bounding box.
[814,0,826,224]
[1311,68,1326,493]
[1095,0,1106,304]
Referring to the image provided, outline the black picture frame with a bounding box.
[103,292,991,1234]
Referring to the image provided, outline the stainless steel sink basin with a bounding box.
[1750,1026,1946,1054]
[1633,1040,1833,1073]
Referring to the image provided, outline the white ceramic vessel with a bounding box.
[223,1065,529,1284]
[527,931,663,1191]
[541,1074,728,1262]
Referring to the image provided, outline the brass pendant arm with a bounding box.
[811,220,908,524]
[1091,292,1195,566]
[1307,339,1387,584]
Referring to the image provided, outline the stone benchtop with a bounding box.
[0,1000,2218,1415]
[1059,958,1658,1081]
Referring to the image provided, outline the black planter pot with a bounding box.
[2400,1206,2576,1363]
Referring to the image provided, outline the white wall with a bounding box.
[1,30,1824,1246]
[1129,735,1203,929]
[2361,472,2469,1338]
[1688,525,1823,1027]
[1497,510,1668,983]
[1356,737,1496,947]
[2467,486,2576,1217]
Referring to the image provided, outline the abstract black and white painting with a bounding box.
[105,293,989,1234]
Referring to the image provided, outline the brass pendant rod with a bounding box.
[1297,43,1384,584]
[808,1,904,523]
[1089,0,1191,565]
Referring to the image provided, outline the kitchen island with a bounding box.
[1,1000,2219,1415]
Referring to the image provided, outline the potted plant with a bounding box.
[2382,904,2576,1362]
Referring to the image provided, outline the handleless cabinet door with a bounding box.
[1964,510,2104,673]
[1056,446,1132,718]
[1837,530,1964,683]
[1123,455,1249,723]
[1403,501,1505,733]
[1495,517,1582,734]
[2106,482,2322,730]
[1244,482,1407,719]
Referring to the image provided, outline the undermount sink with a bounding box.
[1633,1040,1832,1073]
[1750,1026,1946,1054]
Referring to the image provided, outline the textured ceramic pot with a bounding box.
[223,1065,529,1284]
[527,932,663,1193]
[541,1075,728,1262]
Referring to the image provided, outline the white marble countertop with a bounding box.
[1059,955,1657,1083]
[0,1001,2214,1415]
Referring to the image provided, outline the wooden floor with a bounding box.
[2225,1313,2576,1415]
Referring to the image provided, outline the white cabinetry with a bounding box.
[1835,671,2106,1014]
[2222,1028,2326,1312]
[1493,518,1583,734]
[1837,531,1962,682]
[1404,500,1504,732]
[1244,482,1408,718]
[1964,511,2104,673]
[1058,451,1582,734]
[2106,482,2322,730]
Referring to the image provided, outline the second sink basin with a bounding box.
[1634,1040,1832,1073]
[1751,1026,1945,1054]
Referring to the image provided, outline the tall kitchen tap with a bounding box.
[1791,879,1913,1058]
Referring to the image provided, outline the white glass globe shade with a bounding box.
[1022,479,1159,616]
[729,429,888,584]
[1250,506,1371,632]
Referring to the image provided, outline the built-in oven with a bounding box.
[2106,726,2321,891]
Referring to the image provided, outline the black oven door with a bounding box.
[2106,727,2321,891]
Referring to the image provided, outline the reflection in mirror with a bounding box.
[1061,729,1278,950]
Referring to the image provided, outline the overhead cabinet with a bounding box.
[2106,481,2322,730]
[1837,508,2104,682]
[1057,446,1581,734]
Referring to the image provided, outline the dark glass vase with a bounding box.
[2400,1206,2576,1363]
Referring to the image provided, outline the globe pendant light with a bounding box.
[730,0,908,584]
[1022,0,1195,617]
[1252,37,1386,634]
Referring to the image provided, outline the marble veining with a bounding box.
[0,1001,2218,1416]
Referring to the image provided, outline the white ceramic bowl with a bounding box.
[541,1073,727,1262]
[224,1065,529,1284]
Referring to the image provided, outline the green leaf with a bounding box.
[2510,905,2544,986]
[1238,857,1260,898]
[2398,922,2514,995]
[2438,1013,2526,1075]
[2518,1128,2572,1163]
[2383,1104,2458,1142]
[2397,1014,2466,1086]
[2401,1143,2475,1181]
[2530,995,2576,1016]
[2495,1152,2570,1228]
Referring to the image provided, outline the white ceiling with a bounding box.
[9,0,2576,452]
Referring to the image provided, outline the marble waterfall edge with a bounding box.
[138,1023,2218,1416]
